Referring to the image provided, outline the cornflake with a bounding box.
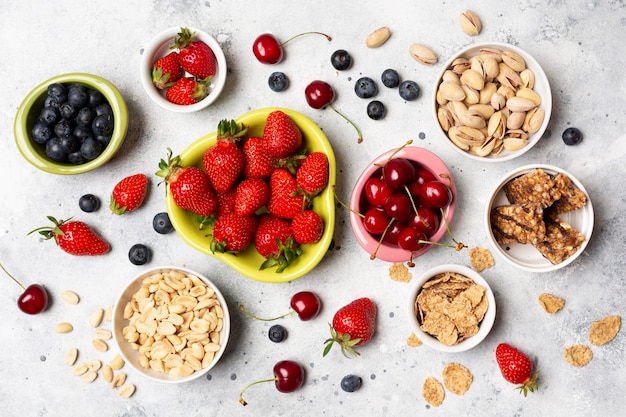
[442,362,473,395]
[564,344,593,367]
[422,376,445,407]
[406,333,422,347]
[389,262,412,282]
[469,247,494,272]
[589,315,621,346]
[538,293,565,314]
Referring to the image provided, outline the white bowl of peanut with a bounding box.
[112,266,230,383]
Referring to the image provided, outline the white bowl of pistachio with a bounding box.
[433,42,552,162]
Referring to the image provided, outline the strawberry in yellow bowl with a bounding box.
[157,108,336,283]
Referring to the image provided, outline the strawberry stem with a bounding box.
[0,262,26,291]
[281,32,332,46]
[328,104,362,143]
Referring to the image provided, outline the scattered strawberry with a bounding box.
[29,216,110,256]
[262,110,303,158]
[165,77,209,105]
[152,51,183,90]
[254,213,301,273]
[156,149,218,217]
[267,168,305,219]
[324,297,377,357]
[174,27,217,79]
[292,210,324,244]
[203,119,248,193]
[234,178,269,217]
[242,136,275,179]
[211,213,258,253]
[296,151,329,199]
[110,173,148,215]
[495,343,539,396]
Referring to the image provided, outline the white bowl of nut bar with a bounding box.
[485,164,594,272]
[407,264,496,353]
[112,266,230,383]
[433,42,552,162]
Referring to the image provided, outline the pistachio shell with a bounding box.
[491,138,505,155]
[479,82,498,104]
[488,111,507,139]
[482,57,499,82]
[442,70,461,85]
[449,125,485,146]
[469,56,485,78]
[502,50,526,72]
[496,64,523,89]
[460,69,485,91]
[365,26,392,48]
[490,93,506,111]
[447,101,468,123]
[461,85,480,105]
[436,89,448,106]
[507,111,526,130]
[523,107,545,134]
[516,87,541,106]
[497,85,516,100]
[459,10,482,36]
[506,96,537,112]
[451,58,471,74]
[503,136,528,151]
[437,106,455,132]
[520,69,535,89]
[447,127,471,151]
[439,81,466,102]
[473,136,497,156]
[460,110,487,129]
[479,48,503,62]
[468,103,495,119]
[409,43,438,65]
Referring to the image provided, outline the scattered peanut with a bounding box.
[81,370,98,383]
[89,308,104,328]
[102,365,114,383]
[64,348,79,366]
[109,354,125,371]
[118,384,136,398]
[55,322,73,333]
[91,339,109,352]
[111,372,127,389]
[61,290,80,305]
[94,328,112,340]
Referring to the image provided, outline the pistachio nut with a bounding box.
[479,47,503,62]
[447,130,471,151]
[503,136,529,151]
[506,111,526,130]
[469,56,485,78]
[460,69,485,91]
[449,125,485,146]
[451,58,471,74]
[487,111,507,139]
[490,92,506,111]
[439,81,466,102]
[473,136,497,156]
[523,107,545,134]
[496,63,523,89]
[409,43,438,65]
[436,89,448,106]
[497,85,516,100]
[491,138,505,155]
[461,85,480,105]
[468,103,495,119]
[506,96,537,112]
[437,106,455,132]
[479,82,498,104]
[501,50,526,72]
[365,26,392,48]
[447,101,468,123]
[442,70,461,85]
[482,57,500,82]
[460,109,487,129]
[459,10,482,36]
[516,87,541,106]
[520,69,535,89]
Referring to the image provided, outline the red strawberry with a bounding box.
[291,210,324,244]
[152,51,183,90]
[262,110,303,158]
[234,178,269,217]
[211,213,258,253]
[174,27,217,79]
[495,343,539,396]
[165,77,209,105]
[323,298,377,357]
[267,168,305,219]
[29,216,110,256]
[216,189,237,216]
[156,149,217,217]
[110,173,148,215]
[242,136,275,179]
[254,214,300,273]
[296,151,329,199]
[203,119,248,193]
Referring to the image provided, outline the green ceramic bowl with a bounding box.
[14,73,128,174]
[166,108,336,283]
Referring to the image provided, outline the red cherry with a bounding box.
[382,222,405,245]
[364,175,393,207]
[1,262,48,315]
[383,192,413,223]
[419,181,453,208]
[382,158,415,189]
[363,207,390,235]
[253,32,332,65]
[397,227,428,252]
[407,167,437,196]
[305,80,362,143]
[289,291,321,321]
[239,360,305,406]
[409,207,440,237]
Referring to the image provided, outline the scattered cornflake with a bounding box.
[442,362,473,395]
[469,247,494,272]
[589,315,621,346]
[538,293,565,314]
[389,262,412,282]
[422,376,445,407]
[407,332,422,347]
[564,344,593,367]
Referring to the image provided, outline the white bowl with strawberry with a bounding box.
[349,144,456,265]
[140,26,227,112]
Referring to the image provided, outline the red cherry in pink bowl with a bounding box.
[349,145,456,263]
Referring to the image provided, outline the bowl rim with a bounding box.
[13,72,128,175]
[140,26,227,113]
[407,264,496,352]
[484,163,594,272]
[432,41,552,163]
[112,265,231,383]
[349,145,456,262]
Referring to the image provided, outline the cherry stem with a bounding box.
[328,104,362,144]
[370,217,396,260]
[281,32,332,46]
[374,140,414,167]
[0,262,26,291]
[239,377,278,406]
[331,185,363,218]
[239,304,295,321]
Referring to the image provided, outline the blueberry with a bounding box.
[47,83,67,99]
[67,85,88,108]
[354,77,378,99]
[32,123,54,144]
[340,374,362,392]
[367,100,386,120]
[94,103,113,116]
[45,137,67,162]
[80,137,103,160]
[44,95,64,108]
[128,244,151,265]
[87,89,104,108]
[268,324,287,343]
[38,106,60,126]
[54,119,73,139]
[153,212,174,234]
[381,68,400,88]
[76,107,96,125]
[59,134,81,154]
[96,134,112,148]
[268,71,289,92]
[79,194,101,212]
[562,127,583,145]
[73,124,93,139]
[399,80,420,101]
[92,114,114,136]
[67,151,86,165]
[58,102,77,120]
[331,49,352,70]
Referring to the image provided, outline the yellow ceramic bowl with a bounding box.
[166,108,336,283]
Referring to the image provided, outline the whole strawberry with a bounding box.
[296,151,329,199]
[262,110,303,158]
[495,343,539,396]
[29,216,110,256]
[267,168,305,219]
[152,51,183,90]
[234,178,269,217]
[203,119,248,193]
[324,297,377,357]
[174,27,217,79]
[156,149,218,217]
[216,189,237,216]
[254,214,301,273]
[165,77,209,105]
[292,210,324,244]
[110,173,148,215]
[211,213,258,253]
[242,136,275,179]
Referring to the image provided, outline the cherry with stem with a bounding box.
[305,80,362,143]
[239,360,305,406]
[240,291,321,321]
[253,32,332,64]
[1,262,49,315]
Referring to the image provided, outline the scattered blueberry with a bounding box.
[367,100,386,120]
[340,374,362,392]
[399,80,420,101]
[153,212,174,234]
[268,71,289,92]
[354,77,378,99]
[331,49,353,70]
[381,68,400,88]
[129,244,151,265]
[79,194,101,212]
[562,127,583,145]
[268,324,287,343]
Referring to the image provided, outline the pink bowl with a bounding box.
[349,146,456,262]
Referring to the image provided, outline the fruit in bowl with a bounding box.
[158,108,336,283]
[349,145,456,265]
